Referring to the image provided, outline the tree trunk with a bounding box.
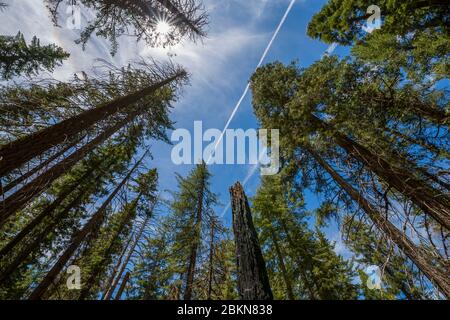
[103,199,157,300]
[28,152,145,300]
[101,230,134,300]
[312,115,450,230]
[230,182,273,300]
[306,147,450,299]
[1,134,85,195]
[0,164,97,258]
[78,195,141,300]
[0,71,184,178]
[0,110,139,226]
[183,165,206,300]
[0,185,91,283]
[207,218,215,300]
[279,221,317,299]
[270,230,295,300]
[114,271,130,300]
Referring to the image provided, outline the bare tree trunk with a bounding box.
[312,115,450,230]
[230,182,273,300]
[270,230,295,300]
[28,152,146,300]
[0,110,139,225]
[0,72,184,178]
[306,147,450,299]
[78,195,141,300]
[114,271,130,300]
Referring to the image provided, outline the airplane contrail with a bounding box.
[207,0,297,164]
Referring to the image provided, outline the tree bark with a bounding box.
[78,194,141,300]
[207,218,215,300]
[27,152,145,300]
[306,146,450,299]
[0,71,184,177]
[114,271,130,300]
[230,182,273,300]
[0,185,91,283]
[101,230,134,300]
[0,110,140,226]
[103,198,157,300]
[270,230,295,300]
[1,134,85,195]
[183,164,206,300]
[312,115,450,230]
[0,164,97,258]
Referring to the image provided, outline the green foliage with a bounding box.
[0,31,69,80]
[252,176,359,300]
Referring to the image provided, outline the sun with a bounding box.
[156,20,172,35]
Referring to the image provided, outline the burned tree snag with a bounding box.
[230,182,273,300]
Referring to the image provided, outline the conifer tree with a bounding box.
[0,32,69,80]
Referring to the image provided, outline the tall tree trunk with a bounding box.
[306,146,450,299]
[78,195,141,300]
[270,229,295,300]
[0,185,91,283]
[103,199,157,300]
[279,221,317,299]
[101,230,135,300]
[114,271,130,300]
[1,134,85,195]
[207,218,215,300]
[0,110,140,226]
[312,115,450,230]
[28,152,145,300]
[230,182,273,300]
[0,164,98,258]
[0,71,184,177]
[183,165,206,300]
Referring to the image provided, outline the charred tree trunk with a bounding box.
[78,195,141,300]
[312,115,450,230]
[0,111,139,225]
[28,153,145,300]
[306,147,450,299]
[0,72,185,178]
[230,182,273,300]
[114,271,130,300]
[270,230,295,300]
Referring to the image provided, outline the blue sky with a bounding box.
[1,0,352,256]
